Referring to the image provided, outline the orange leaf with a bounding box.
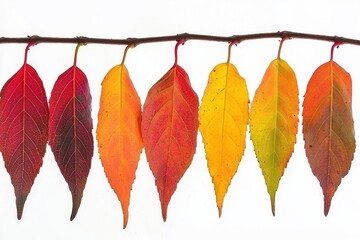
[303,60,355,215]
[142,42,199,221]
[97,57,142,228]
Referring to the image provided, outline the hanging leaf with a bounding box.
[250,57,299,215]
[199,43,249,216]
[0,44,49,219]
[48,44,93,220]
[142,40,199,221]
[303,59,355,216]
[97,45,142,229]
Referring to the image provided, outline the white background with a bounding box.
[1,0,360,239]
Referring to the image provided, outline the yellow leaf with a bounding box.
[96,64,142,228]
[199,62,249,216]
[249,58,299,215]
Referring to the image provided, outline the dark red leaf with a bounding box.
[0,45,49,219]
[48,55,93,220]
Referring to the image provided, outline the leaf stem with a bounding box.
[174,39,186,66]
[23,42,37,65]
[227,40,239,63]
[330,42,343,61]
[121,43,135,65]
[277,37,289,59]
[73,43,84,66]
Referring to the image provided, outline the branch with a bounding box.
[1,31,360,46]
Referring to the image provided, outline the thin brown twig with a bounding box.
[0,31,359,46]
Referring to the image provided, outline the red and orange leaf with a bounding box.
[97,63,142,229]
[0,48,49,219]
[250,58,299,215]
[303,60,355,215]
[49,48,93,220]
[142,63,199,221]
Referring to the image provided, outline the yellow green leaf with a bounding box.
[249,58,299,215]
[199,62,249,216]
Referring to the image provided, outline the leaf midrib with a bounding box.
[72,66,78,194]
[21,64,27,192]
[219,63,230,174]
[165,66,177,189]
[325,62,342,199]
[270,62,279,192]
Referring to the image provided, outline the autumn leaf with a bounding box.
[199,43,249,216]
[97,45,142,228]
[142,40,199,221]
[303,56,355,215]
[249,55,299,215]
[0,43,49,219]
[49,44,93,220]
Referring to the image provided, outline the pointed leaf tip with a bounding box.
[123,213,128,229]
[324,200,330,216]
[70,209,77,221]
[218,205,222,218]
[162,209,167,222]
[121,194,130,229]
[70,194,81,221]
[161,199,170,222]
[270,193,276,216]
[16,195,27,220]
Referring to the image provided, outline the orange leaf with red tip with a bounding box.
[0,44,49,219]
[97,45,142,228]
[303,58,355,215]
[48,44,93,220]
[142,41,199,221]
